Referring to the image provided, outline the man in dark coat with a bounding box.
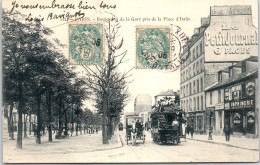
[186,125,190,135]
[190,125,194,138]
[224,124,231,141]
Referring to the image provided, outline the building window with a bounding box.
[201,77,203,90]
[193,63,195,76]
[193,49,195,61]
[181,73,183,83]
[183,86,185,97]
[196,61,199,74]
[187,100,189,111]
[197,96,199,110]
[189,67,192,78]
[218,89,221,103]
[200,59,203,72]
[201,95,203,110]
[196,46,198,57]
[186,85,188,96]
[193,80,196,93]
[186,100,189,112]
[210,92,213,105]
[197,79,199,92]
[193,98,196,110]
[189,83,192,95]
[189,98,192,111]
[200,42,202,55]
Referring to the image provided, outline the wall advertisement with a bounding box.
[204,6,258,62]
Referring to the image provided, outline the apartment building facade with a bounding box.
[180,5,258,134]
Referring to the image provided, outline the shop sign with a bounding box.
[224,84,242,102]
[233,113,241,124]
[225,99,254,110]
[246,81,255,97]
[231,84,241,101]
[224,88,229,101]
[211,6,252,16]
[247,111,255,123]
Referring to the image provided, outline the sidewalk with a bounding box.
[186,134,259,151]
[3,130,122,157]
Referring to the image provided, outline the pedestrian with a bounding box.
[186,125,190,135]
[190,125,194,138]
[224,124,231,141]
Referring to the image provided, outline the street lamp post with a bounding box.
[208,110,213,140]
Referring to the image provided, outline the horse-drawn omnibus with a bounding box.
[151,104,185,144]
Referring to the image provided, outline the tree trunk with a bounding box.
[47,92,52,142]
[107,116,112,140]
[76,111,79,136]
[29,113,32,135]
[64,104,68,136]
[36,93,42,144]
[9,103,15,140]
[24,114,27,138]
[71,104,74,136]
[16,81,23,149]
[102,92,108,144]
[8,106,11,137]
[58,97,62,137]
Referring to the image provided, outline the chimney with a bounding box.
[201,17,209,26]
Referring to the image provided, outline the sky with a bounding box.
[2,0,258,113]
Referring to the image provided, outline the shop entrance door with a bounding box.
[232,112,243,133]
[246,111,255,134]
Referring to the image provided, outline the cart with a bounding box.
[125,115,145,145]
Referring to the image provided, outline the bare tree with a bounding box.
[82,14,132,144]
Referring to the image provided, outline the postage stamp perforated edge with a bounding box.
[135,25,172,70]
[68,21,105,65]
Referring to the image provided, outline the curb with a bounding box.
[15,134,124,155]
[187,138,259,152]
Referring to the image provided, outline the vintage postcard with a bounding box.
[1,0,259,163]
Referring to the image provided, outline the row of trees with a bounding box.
[3,10,131,148]
[2,10,91,149]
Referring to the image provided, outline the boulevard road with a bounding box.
[5,130,259,163]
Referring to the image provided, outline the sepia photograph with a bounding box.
[1,0,259,163]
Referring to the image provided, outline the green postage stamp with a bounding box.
[69,23,104,65]
[136,26,172,69]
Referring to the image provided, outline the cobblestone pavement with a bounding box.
[3,130,259,163]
